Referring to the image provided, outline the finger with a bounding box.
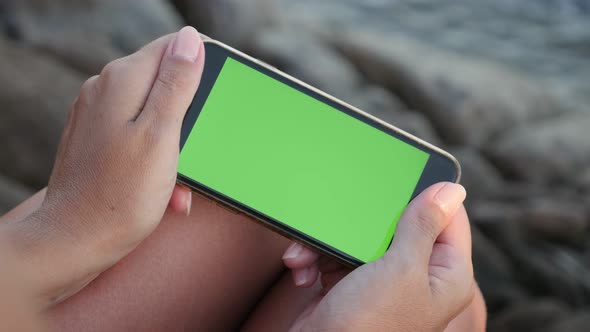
[50,75,95,176]
[292,264,320,288]
[435,205,471,262]
[137,26,204,132]
[168,185,192,216]
[94,34,176,122]
[428,205,475,309]
[320,268,351,295]
[283,242,320,269]
[388,182,466,270]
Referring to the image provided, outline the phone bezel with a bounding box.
[177,39,461,267]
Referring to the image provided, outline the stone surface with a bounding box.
[469,200,523,226]
[451,148,505,197]
[488,299,570,332]
[347,86,406,118]
[514,245,590,306]
[472,226,527,314]
[542,312,590,332]
[273,0,590,111]
[1,0,182,75]
[0,175,34,214]
[471,201,590,306]
[347,86,441,145]
[580,167,590,192]
[249,25,364,100]
[248,26,441,144]
[328,28,561,146]
[0,36,84,188]
[171,0,276,48]
[487,113,590,184]
[0,1,589,330]
[518,197,589,244]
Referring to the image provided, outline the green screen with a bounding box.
[178,57,429,263]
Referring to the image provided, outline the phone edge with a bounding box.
[179,36,462,267]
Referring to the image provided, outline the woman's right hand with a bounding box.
[283,182,476,331]
[0,26,204,312]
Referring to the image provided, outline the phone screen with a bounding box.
[178,45,453,264]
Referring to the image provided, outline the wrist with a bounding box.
[0,205,86,309]
[0,211,46,309]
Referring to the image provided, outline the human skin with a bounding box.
[0,26,485,331]
[1,188,486,332]
[1,187,291,331]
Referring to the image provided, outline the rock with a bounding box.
[248,27,441,144]
[471,226,514,279]
[250,25,364,99]
[488,299,570,332]
[451,148,505,197]
[489,113,590,184]
[470,200,590,306]
[468,201,535,308]
[22,30,123,76]
[381,111,442,146]
[514,244,590,306]
[542,312,590,332]
[0,37,85,187]
[347,86,441,145]
[518,197,589,244]
[327,28,562,147]
[171,0,277,48]
[0,175,34,214]
[580,167,590,192]
[469,200,523,227]
[1,0,182,74]
[471,225,526,314]
[348,86,406,117]
[271,0,590,122]
[479,181,582,205]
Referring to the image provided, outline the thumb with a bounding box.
[387,182,466,269]
[136,26,204,131]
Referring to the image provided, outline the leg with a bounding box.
[445,285,487,332]
[243,273,487,332]
[3,190,291,331]
[241,272,320,332]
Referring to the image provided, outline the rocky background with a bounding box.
[1,0,589,330]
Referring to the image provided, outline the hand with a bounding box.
[0,27,204,310]
[282,182,475,331]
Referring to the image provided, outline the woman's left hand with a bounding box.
[281,183,484,331]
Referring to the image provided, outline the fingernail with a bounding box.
[185,191,192,217]
[294,269,309,287]
[433,183,466,217]
[282,243,303,260]
[172,26,201,62]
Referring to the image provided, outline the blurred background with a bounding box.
[1,0,589,330]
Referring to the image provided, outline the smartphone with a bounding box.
[177,38,460,267]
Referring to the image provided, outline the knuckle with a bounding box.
[392,250,418,274]
[65,101,80,131]
[465,280,477,303]
[70,76,99,124]
[413,207,443,242]
[99,58,127,86]
[425,198,448,222]
[138,120,166,148]
[77,75,100,104]
[459,266,476,302]
[447,278,476,316]
[156,62,193,92]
